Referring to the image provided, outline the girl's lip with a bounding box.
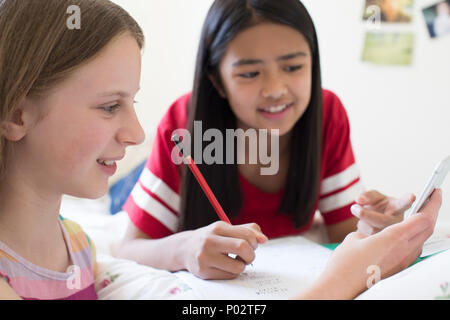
[97,155,125,162]
[257,103,293,120]
[257,102,293,111]
[97,161,117,176]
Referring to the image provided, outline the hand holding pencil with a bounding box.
[172,134,268,280]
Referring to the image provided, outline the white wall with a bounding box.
[112,0,450,223]
[111,0,213,134]
[303,0,450,225]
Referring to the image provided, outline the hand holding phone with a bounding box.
[404,156,450,220]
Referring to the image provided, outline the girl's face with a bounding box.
[217,22,313,136]
[17,34,145,199]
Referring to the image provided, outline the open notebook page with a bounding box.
[174,236,332,300]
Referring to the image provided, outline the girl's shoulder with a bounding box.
[322,89,347,116]
[158,92,192,132]
[322,89,350,127]
[0,216,98,300]
[59,216,95,254]
[59,216,98,280]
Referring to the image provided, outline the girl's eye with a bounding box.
[102,103,120,114]
[285,65,303,72]
[239,71,260,79]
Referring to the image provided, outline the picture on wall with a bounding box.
[363,0,414,23]
[422,0,450,38]
[362,32,415,65]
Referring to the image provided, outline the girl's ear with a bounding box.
[208,73,227,99]
[2,99,39,142]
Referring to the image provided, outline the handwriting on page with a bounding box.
[239,271,289,297]
[174,236,333,299]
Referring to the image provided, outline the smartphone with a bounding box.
[404,156,450,220]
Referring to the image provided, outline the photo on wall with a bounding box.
[422,0,450,38]
[363,0,415,23]
[361,32,415,65]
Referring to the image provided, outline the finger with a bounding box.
[406,188,442,237]
[342,230,366,242]
[356,219,378,236]
[403,226,437,270]
[417,189,442,227]
[242,222,262,233]
[227,238,256,265]
[199,265,242,280]
[212,222,267,249]
[389,193,416,214]
[356,190,386,206]
[209,222,257,248]
[210,234,256,266]
[388,189,442,241]
[209,251,248,275]
[240,223,269,244]
[351,204,395,229]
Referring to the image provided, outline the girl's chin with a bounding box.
[237,118,297,137]
[259,122,297,137]
[67,184,109,200]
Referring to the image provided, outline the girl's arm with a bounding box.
[0,279,21,300]
[325,216,358,243]
[116,222,196,272]
[115,220,267,280]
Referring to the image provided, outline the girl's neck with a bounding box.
[0,171,63,257]
[236,120,293,160]
[237,122,293,193]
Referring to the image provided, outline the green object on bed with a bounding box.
[321,243,432,265]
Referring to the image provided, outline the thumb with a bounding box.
[418,189,442,224]
[397,189,442,240]
[389,193,416,215]
[256,232,269,244]
[397,193,416,209]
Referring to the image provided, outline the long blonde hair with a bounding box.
[0,0,144,179]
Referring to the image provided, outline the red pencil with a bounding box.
[171,134,232,224]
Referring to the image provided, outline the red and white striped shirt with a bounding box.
[123,90,363,239]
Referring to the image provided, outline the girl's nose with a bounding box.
[261,73,288,100]
[117,108,146,147]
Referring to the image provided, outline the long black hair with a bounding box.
[180,0,323,230]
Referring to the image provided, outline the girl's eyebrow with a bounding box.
[99,90,130,98]
[277,51,308,61]
[232,51,308,67]
[232,58,263,67]
[98,87,141,98]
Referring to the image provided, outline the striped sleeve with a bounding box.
[318,90,364,225]
[61,219,97,279]
[123,94,190,238]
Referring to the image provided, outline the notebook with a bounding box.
[174,235,450,300]
[174,236,332,300]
